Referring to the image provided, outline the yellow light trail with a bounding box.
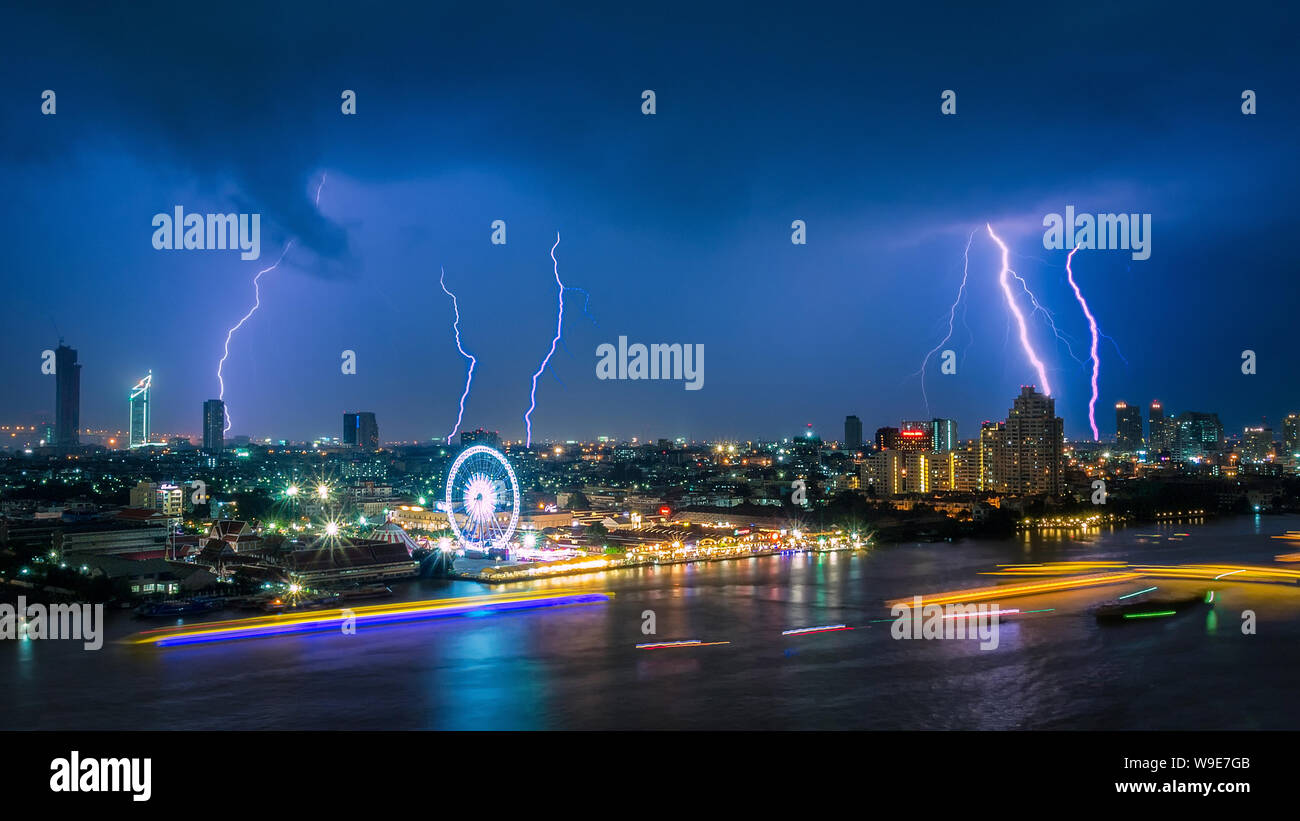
[886,572,1141,608]
[125,589,613,646]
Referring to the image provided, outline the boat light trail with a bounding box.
[439,266,477,443]
[126,589,611,647]
[635,639,730,649]
[1124,610,1177,620]
[889,572,1141,608]
[987,223,1053,396]
[1118,586,1158,600]
[782,624,852,635]
[525,232,563,447]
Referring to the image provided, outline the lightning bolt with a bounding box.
[525,232,563,447]
[217,242,295,433]
[987,223,1052,396]
[217,173,326,434]
[1064,245,1102,440]
[916,229,976,417]
[563,286,598,327]
[1009,270,1087,366]
[439,266,476,444]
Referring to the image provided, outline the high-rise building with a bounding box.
[344,412,379,450]
[979,421,1002,490]
[1148,400,1168,454]
[461,428,501,449]
[874,426,898,450]
[128,371,152,448]
[861,450,931,496]
[896,421,931,452]
[1241,426,1274,463]
[54,342,80,449]
[1173,412,1224,461]
[1115,402,1143,452]
[844,415,863,450]
[1284,413,1300,459]
[929,418,957,452]
[203,399,225,453]
[993,386,1064,496]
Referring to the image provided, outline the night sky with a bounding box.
[2,2,1297,444]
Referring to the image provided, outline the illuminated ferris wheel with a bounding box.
[443,445,520,551]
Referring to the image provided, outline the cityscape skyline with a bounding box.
[3,6,1298,444]
[8,347,1294,461]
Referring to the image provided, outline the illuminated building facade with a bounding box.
[1283,413,1300,460]
[344,412,379,450]
[1148,400,1169,454]
[993,386,1063,496]
[1241,426,1274,463]
[1115,401,1142,452]
[1173,412,1224,461]
[129,372,152,448]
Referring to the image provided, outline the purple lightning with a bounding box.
[439,266,476,444]
[1009,269,1086,366]
[217,242,295,433]
[1064,245,1102,440]
[987,223,1053,396]
[217,173,326,433]
[915,229,976,416]
[525,232,564,447]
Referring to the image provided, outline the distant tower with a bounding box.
[844,415,863,450]
[129,372,152,448]
[1148,400,1167,453]
[1115,402,1143,452]
[54,342,81,449]
[203,400,225,453]
[1284,413,1300,459]
[344,412,379,450]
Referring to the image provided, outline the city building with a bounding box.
[1148,400,1169,454]
[979,422,1002,490]
[929,418,957,452]
[344,412,379,450]
[1242,426,1274,463]
[128,371,152,448]
[993,386,1064,496]
[862,450,931,496]
[1172,412,1224,461]
[203,399,225,453]
[54,342,80,449]
[1284,413,1300,460]
[1115,401,1143,452]
[128,480,184,517]
[895,421,931,453]
[844,415,863,450]
[461,428,501,449]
